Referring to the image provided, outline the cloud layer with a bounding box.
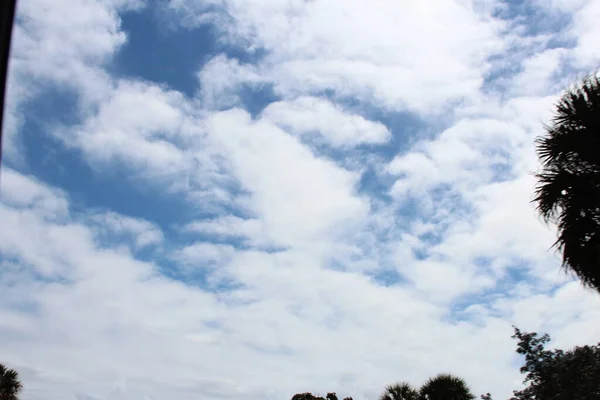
[2,1,600,400]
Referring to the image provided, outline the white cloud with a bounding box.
[50,79,235,210]
[430,175,562,284]
[262,97,391,148]
[569,0,600,68]
[388,117,521,199]
[183,216,272,248]
[205,108,370,251]
[197,55,263,110]
[64,81,190,175]
[171,0,506,114]
[509,48,566,96]
[175,242,235,270]
[530,0,600,69]
[89,211,164,249]
[0,168,68,219]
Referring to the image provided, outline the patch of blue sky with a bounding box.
[356,166,395,202]
[238,83,280,117]
[361,110,433,160]
[112,6,216,97]
[369,269,403,287]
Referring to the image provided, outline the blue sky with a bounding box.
[2,0,600,399]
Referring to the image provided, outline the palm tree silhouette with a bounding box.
[418,374,475,400]
[379,382,419,400]
[0,363,22,400]
[534,74,600,291]
[380,375,474,400]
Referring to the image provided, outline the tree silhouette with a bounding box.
[0,363,22,400]
[533,74,600,292]
[380,375,475,400]
[419,374,475,400]
[379,382,419,400]
[291,392,352,400]
[510,327,600,399]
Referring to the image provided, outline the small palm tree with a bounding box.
[0,363,22,400]
[380,382,419,400]
[418,374,475,400]
[534,74,600,291]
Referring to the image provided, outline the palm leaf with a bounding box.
[534,72,600,292]
[0,363,23,400]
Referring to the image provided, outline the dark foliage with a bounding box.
[0,363,22,400]
[380,374,476,400]
[379,382,419,400]
[533,74,600,291]
[419,374,476,400]
[510,327,600,400]
[291,392,352,400]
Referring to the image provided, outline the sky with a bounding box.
[1,0,600,399]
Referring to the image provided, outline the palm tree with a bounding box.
[0,363,22,400]
[418,374,475,400]
[533,74,600,292]
[379,382,419,400]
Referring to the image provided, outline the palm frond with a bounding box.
[533,71,600,292]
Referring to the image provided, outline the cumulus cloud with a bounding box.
[204,108,370,250]
[174,0,506,114]
[0,168,68,219]
[89,211,164,249]
[197,55,263,110]
[262,97,391,148]
[64,81,192,175]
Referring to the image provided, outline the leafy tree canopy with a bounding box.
[509,327,600,400]
[291,392,353,400]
